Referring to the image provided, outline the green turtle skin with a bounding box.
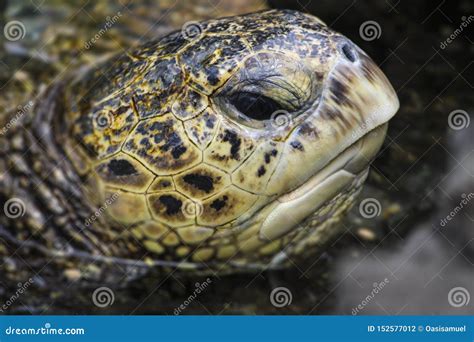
[0,9,398,281]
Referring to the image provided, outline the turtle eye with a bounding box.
[228,91,284,121]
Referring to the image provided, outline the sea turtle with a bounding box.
[0,7,398,284]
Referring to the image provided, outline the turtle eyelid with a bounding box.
[227,91,284,121]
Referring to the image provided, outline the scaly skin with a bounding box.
[0,10,398,283]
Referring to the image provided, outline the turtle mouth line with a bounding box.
[223,123,387,240]
[254,123,388,241]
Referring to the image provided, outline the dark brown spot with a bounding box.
[330,79,350,106]
[210,196,228,211]
[298,123,317,137]
[183,174,214,193]
[290,141,304,151]
[323,108,343,121]
[207,65,220,86]
[159,195,182,215]
[171,145,187,159]
[108,159,137,176]
[160,180,171,188]
[222,129,241,160]
[206,116,215,128]
[264,149,278,164]
[257,166,266,177]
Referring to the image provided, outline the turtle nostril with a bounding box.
[341,43,357,63]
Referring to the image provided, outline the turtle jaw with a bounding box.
[257,123,388,241]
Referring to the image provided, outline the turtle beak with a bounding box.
[265,40,399,197]
[326,41,400,146]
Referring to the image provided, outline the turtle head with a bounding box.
[209,10,400,194]
[191,10,400,243]
[62,9,398,265]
